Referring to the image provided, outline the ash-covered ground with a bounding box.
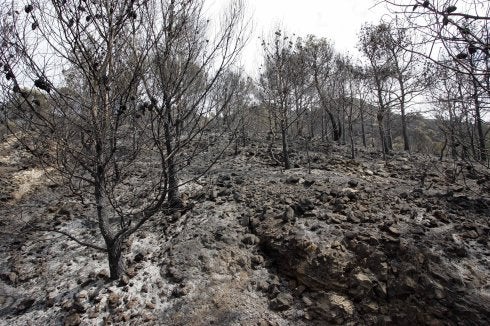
[1,137,489,325]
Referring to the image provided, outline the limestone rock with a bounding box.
[64,313,81,326]
[270,292,293,311]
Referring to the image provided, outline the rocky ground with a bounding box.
[0,137,489,325]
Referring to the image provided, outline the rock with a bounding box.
[318,192,330,203]
[302,296,313,306]
[209,189,218,200]
[294,285,306,296]
[353,272,374,288]
[171,284,190,298]
[286,176,300,184]
[257,319,269,326]
[76,290,88,301]
[242,234,260,246]
[71,301,86,313]
[97,270,109,279]
[251,255,265,267]
[346,211,360,223]
[119,274,130,286]
[64,313,81,326]
[8,272,18,284]
[257,280,269,292]
[46,291,57,307]
[304,179,315,188]
[133,252,145,263]
[388,226,402,236]
[15,298,35,314]
[348,180,358,188]
[270,292,293,311]
[329,213,347,224]
[344,231,356,240]
[313,292,354,322]
[283,206,295,222]
[146,300,156,309]
[167,266,184,282]
[218,188,232,197]
[374,282,387,298]
[239,214,250,227]
[142,312,156,322]
[108,292,120,307]
[292,198,315,216]
[57,207,71,217]
[362,301,379,313]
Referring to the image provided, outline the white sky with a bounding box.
[236,0,389,74]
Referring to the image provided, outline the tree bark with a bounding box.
[95,166,125,280]
[164,102,182,209]
[281,122,291,170]
[107,237,125,280]
[400,93,410,152]
[349,111,355,159]
[360,105,367,148]
[385,109,393,151]
[326,110,341,141]
[377,112,389,159]
[472,77,487,161]
[374,76,389,157]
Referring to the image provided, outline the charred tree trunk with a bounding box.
[385,109,393,151]
[440,132,447,161]
[400,100,410,152]
[326,110,341,142]
[448,102,458,159]
[164,102,182,209]
[472,76,487,162]
[281,121,291,170]
[321,111,326,141]
[95,166,125,280]
[314,76,341,142]
[395,67,410,152]
[464,112,476,160]
[349,111,355,159]
[341,106,346,145]
[107,237,125,280]
[360,105,367,148]
[375,77,389,157]
[377,112,389,160]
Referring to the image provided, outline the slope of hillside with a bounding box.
[1,138,489,325]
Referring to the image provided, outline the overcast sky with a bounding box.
[237,0,389,73]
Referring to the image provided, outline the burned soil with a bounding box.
[1,138,489,325]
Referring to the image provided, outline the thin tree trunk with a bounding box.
[164,103,181,209]
[377,113,388,159]
[472,77,487,161]
[465,112,476,160]
[400,100,410,152]
[107,237,125,280]
[314,77,341,141]
[95,173,125,280]
[360,106,367,148]
[281,122,290,170]
[385,109,393,151]
[326,110,341,142]
[449,103,458,159]
[374,76,388,156]
[341,106,346,145]
[321,111,325,141]
[440,133,447,161]
[349,112,355,159]
[395,65,410,152]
